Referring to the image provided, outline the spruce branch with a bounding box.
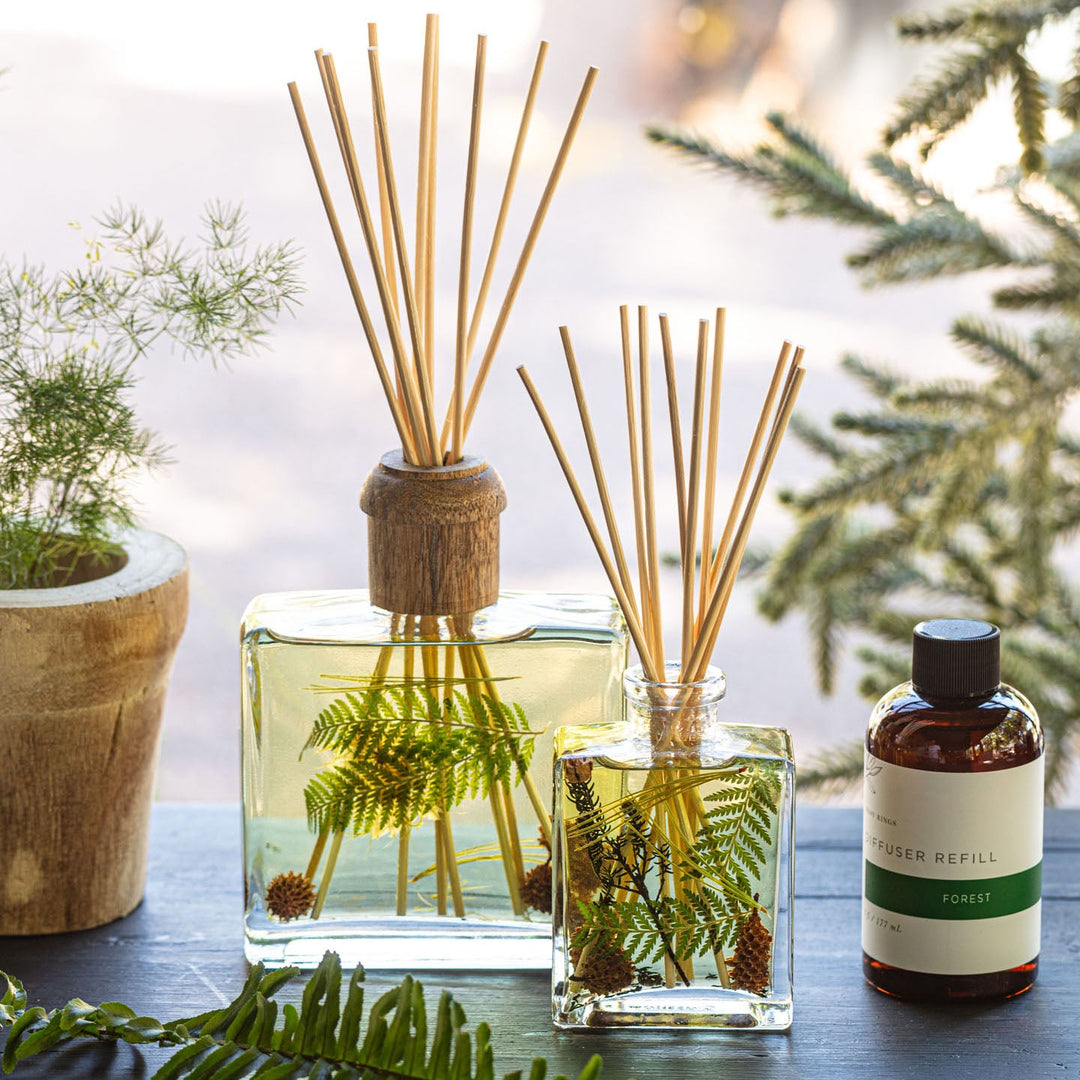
[846,207,1014,283]
[1061,40,1080,123]
[645,124,893,227]
[950,316,1041,380]
[1010,50,1049,174]
[647,0,1080,798]
[882,40,1018,154]
[795,739,864,798]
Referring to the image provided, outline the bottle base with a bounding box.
[553,985,793,1031]
[862,953,1037,1001]
[245,917,552,971]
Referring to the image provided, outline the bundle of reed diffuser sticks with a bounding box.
[287,14,597,462]
[519,306,806,687]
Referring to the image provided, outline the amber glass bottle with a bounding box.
[862,619,1043,1001]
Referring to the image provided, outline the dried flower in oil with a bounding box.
[563,757,594,784]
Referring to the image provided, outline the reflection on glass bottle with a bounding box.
[553,665,794,1029]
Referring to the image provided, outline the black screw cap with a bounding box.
[911,618,1000,699]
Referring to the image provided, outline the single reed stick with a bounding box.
[455,641,525,914]
[465,637,551,844]
[304,829,329,883]
[415,15,437,359]
[425,17,439,378]
[287,81,419,464]
[367,45,443,461]
[419,615,448,914]
[397,827,411,916]
[659,314,688,558]
[638,306,664,668]
[438,809,466,917]
[559,326,642,629]
[697,309,726,627]
[452,35,486,465]
[368,24,400,322]
[517,364,660,680]
[466,40,548,360]
[314,55,432,464]
[680,319,709,677]
[394,616,418,917]
[434,819,448,916]
[688,365,806,680]
[704,341,792,594]
[621,305,655,653]
[460,67,598,440]
[311,830,344,920]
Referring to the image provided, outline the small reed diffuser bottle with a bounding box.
[863,619,1044,1001]
[242,18,624,969]
[520,305,805,1029]
[553,666,795,1029]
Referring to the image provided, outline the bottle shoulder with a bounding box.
[241,589,627,646]
[867,681,1042,772]
[556,719,794,769]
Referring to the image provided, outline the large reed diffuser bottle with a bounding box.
[863,619,1043,1001]
[242,452,626,969]
[243,17,618,968]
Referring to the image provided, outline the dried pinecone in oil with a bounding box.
[729,907,772,994]
[575,943,635,996]
[265,871,316,921]
[521,861,553,914]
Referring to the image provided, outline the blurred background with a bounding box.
[2,0,1036,801]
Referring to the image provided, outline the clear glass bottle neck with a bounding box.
[623,663,727,751]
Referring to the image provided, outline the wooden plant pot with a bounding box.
[0,529,189,935]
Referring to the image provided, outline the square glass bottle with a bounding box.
[552,663,794,1029]
[242,452,627,970]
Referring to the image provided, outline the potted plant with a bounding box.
[0,203,302,934]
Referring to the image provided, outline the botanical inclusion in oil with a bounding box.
[242,590,626,969]
[552,720,793,1028]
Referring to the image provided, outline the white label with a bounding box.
[862,753,1043,975]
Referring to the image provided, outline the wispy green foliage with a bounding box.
[648,0,1080,798]
[0,953,604,1080]
[0,203,302,588]
[303,681,537,835]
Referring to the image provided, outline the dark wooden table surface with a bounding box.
[1,805,1077,1079]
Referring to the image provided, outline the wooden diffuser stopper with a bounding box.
[360,450,507,615]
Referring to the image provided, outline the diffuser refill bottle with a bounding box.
[242,453,626,969]
[862,619,1043,1000]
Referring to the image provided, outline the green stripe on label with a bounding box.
[864,860,1042,921]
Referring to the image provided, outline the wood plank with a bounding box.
[1,805,1076,1079]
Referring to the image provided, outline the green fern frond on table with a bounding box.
[303,686,536,835]
[0,953,604,1080]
